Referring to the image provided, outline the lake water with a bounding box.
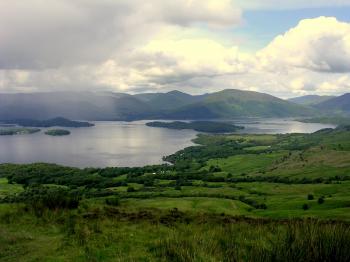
[0,119,336,167]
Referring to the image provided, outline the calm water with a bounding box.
[0,119,336,167]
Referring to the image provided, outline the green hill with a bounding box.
[0,89,314,121]
[288,95,334,105]
[164,89,312,119]
[314,93,350,115]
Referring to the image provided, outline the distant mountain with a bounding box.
[288,95,334,105]
[0,92,153,121]
[0,89,313,121]
[163,89,312,119]
[135,90,205,110]
[315,93,350,115]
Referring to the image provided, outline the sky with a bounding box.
[1,1,350,98]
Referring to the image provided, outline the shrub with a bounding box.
[105,197,120,206]
[302,204,309,210]
[318,197,325,204]
[9,186,80,216]
[127,186,136,192]
[307,194,314,200]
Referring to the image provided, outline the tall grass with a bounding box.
[152,221,350,262]
[1,204,349,261]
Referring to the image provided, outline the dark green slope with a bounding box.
[0,89,313,121]
[288,95,334,105]
[314,93,350,115]
[135,90,204,110]
[163,89,312,119]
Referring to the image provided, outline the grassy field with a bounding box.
[1,126,350,261]
[0,178,23,198]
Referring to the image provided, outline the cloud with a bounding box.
[319,76,350,95]
[0,0,241,70]
[0,1,349,100]
[236,0,350,10]
[257,17,350,73]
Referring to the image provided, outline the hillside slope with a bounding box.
[288,95,334,105]
[315,93,350,115]
[164,89,312,119]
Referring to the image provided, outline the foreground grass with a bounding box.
[1,204,350,262]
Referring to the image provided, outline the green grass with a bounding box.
[0,178,23,198]
[206,151,285,175]
[122,197,251,216]
[1,205,349,262]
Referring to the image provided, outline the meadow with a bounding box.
[1,125,350,261]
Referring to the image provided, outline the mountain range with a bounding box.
[288,95,335,106]
[0,89,348,121]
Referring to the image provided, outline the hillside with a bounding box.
[0,89,313,121]
[0,92,154,121]
[164,89,312,119]
[135,90,204,110]
[288,95,334,105]
[315,93,350,115]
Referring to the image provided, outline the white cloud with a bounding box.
[0,1,350,99]
[236,0,350,10]
[257,17,350,73]
[0,0,241,70]
[319,76,350,95]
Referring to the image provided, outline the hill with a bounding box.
[0,92,154,121]
[315,93,350,115]
[135,90,204,110]
[0,89,313,121]
[163,89,312,119]
[288,95,334,105]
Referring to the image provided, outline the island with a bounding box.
[45,129,71,136]
[146,121,244,133]
[0,128,40,136]
[2,117,94,128]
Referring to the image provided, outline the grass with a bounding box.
[206,151,285,175]
[1,205,349,262]
[122,197,251,216]
[0,178,23,198]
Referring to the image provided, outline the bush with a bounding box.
[307,194,314,200]
[302,204,309,210]
[105,197,120,206]
[318,197,325,204]
[9,186,80,216]
[127,186,136,192]
[174,185,181,190]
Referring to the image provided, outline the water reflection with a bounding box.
[0,119,336,167]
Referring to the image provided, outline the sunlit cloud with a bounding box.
[0,1,349,98]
